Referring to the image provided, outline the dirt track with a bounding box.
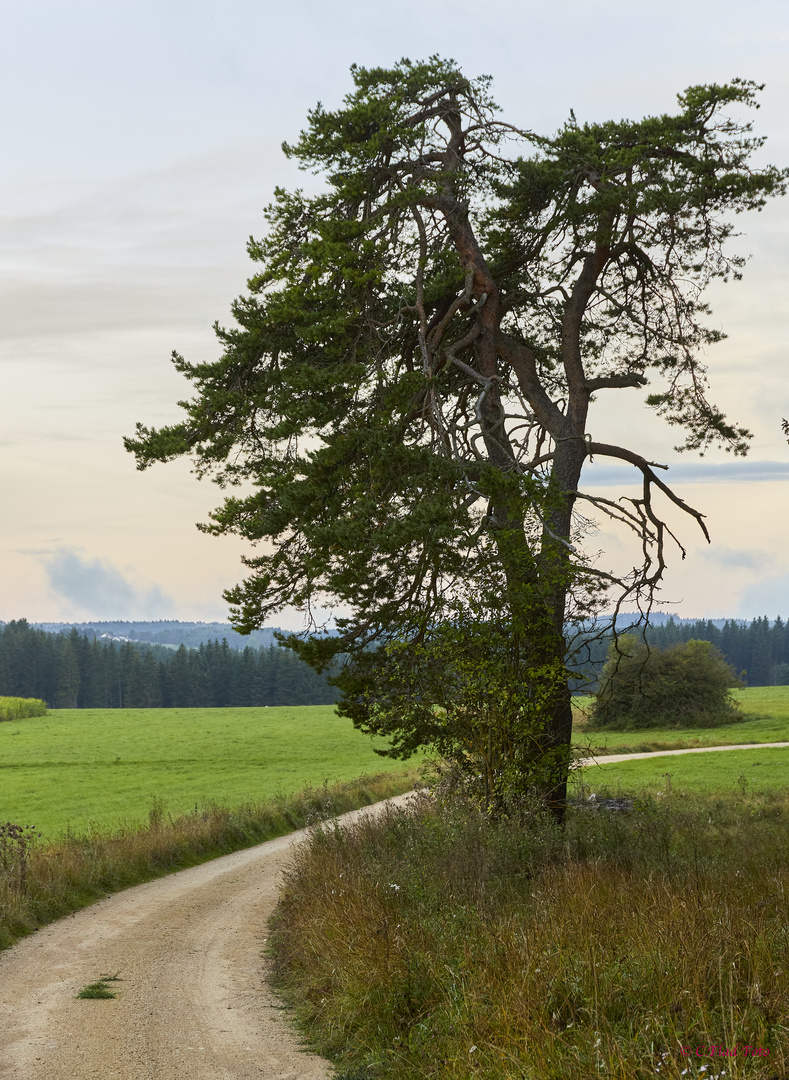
[0,794,415,1080]
[580,740,789,766]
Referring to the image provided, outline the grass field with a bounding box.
[3,686,788,840]
[573,685,789,753]
[578,745,789,795]
[0,705,414,837]
[573,686,789,795]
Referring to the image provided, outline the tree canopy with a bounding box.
[588,636,743,730]
[126,58,786,818]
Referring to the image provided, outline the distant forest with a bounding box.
[1,616,787,711]
[29,620,281,651]
[574,615,789,690]
[646,616,789,686]
[0,620,337,709]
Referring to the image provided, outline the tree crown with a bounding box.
[124,57,785,687]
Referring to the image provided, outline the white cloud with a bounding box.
[42,548,173,619]
[739,575,789,620]
[1,0,789,624]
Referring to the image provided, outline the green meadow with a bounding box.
[579,745,789,794]
[3,686,788,839]
[573,685,789,753]
[573,686,789,794]
[0,705,411,837]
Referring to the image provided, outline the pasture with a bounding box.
[3,687,788,839]
[579,745,789,795]
[573,685,789,754]
[0,705,413,837]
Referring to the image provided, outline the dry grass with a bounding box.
[272,789,789,1079]
[0,768,420,952]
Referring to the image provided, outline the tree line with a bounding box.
[575,616,789,690]
[646,616,789,687]
[3,615,785,712]
[0,620,338,709]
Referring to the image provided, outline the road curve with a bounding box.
[3,745,788,1078]
[579,740,789,767]
[0,792,416,1080]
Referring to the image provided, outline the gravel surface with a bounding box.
[0,793,416,1080]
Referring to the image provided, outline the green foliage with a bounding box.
[0,696,46,722]
[589,636,743,730]
[125,57,786,813]
[331,567,571,812]
[577,685,789,756]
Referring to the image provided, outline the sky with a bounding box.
[2,0,789,628]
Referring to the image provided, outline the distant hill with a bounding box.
[28,620,283,651]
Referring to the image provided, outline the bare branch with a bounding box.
[586,441,710,542]
[495,331,565,435]
[584,373,648,392]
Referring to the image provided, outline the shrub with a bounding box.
[0,696,47,722]
[587,637,743,730]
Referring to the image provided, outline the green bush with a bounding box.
[0,696,47,722]
[588,637,743,730]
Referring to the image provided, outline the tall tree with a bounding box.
[126,59,786,819]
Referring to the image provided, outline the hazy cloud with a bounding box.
[739,574,789,620]
[42,547,173,619]
[705,546,777,572]
[584,459,789,488]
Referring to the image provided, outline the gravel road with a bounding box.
[580,740,789,766]
[0,793,415,1080]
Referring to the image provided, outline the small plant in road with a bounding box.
[77,974,122,1000]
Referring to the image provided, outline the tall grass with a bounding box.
[0,768,419,952]
[272,789,789,1079]
[0,696,46,722]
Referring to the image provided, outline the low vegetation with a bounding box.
[584,745,789,795]
[273,784,789,1079]
[0,696,47,722]
[588,638,742,730]
[77,975,121,1000]
[575,686,789,756]
[0,768,419,953]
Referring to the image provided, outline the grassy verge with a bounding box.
[572,686,789,756]
[0,767,419,953]
[579,745,789,794]
[272,787,789,1079]
[0,704,418,835]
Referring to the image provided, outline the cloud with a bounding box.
[42,547,173,619]
[583,459,789,488]
[738,574,789,620]
[705,546,777,572]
